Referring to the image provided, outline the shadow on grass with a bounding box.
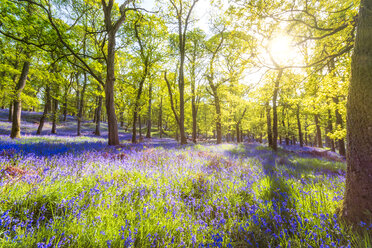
[232,155,298,247]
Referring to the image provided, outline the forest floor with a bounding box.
[0,110,371,247]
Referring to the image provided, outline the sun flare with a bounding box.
[268,35,302,66]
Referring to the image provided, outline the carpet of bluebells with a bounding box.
[0,111,371,247]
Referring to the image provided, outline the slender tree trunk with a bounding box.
[272,69,283,150]
[236,124,240,143]
[11,61,30,139]
[63,83,70,122]
[93,97,98,123]
[192,95,197,143]
[342,0,372,223]
[296,105,303,147]
[146,82,152,138]
[282,111,289,146]
[120,112,124,128]
[176,124,179,142]
[159,97,163,138]
[132,110,138,143]
[314,114,323,148]
[333,97,346,156]
[51,98,58,134]
[75,87,79,117]
[95,95,103,136]
[63,100,68,121]
[178,40,187,145]
[326,109,336,152]
[37,86,50,135]
[132,65,147,143]
[8,101,13,122]
[214,94,222,144]
[139,114,142,138]
[78,73,88,136]
[266,102,273,147]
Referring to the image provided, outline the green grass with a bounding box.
[0,144,371,247]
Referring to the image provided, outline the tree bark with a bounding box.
[104,29,120,145]
[10,61,30,139]
[37,86,50,135]
[342,0,372,223]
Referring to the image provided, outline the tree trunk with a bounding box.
[146,82,152,138]
[314,114,323,148]
[63,83,70,122]
[192,94,197,143]
[132,110,138,143]
[10,61,30,139]
[77,72,87,136]
[105,31,120,146]
[37,86,50,135]
[95,95,103,136]
[139,114,142,138]
[326,109,336,152]
[214,94,222,144]
[176,124,179,142]
[51,98,58,134]
[282,111,289,146]
[266,102,273,147]
[8,101,13,122]
[159,97,163,138]
[333,97,346,156]
[120,112,124,127]
[342,0,372,223]
[236,124,240,143]
[296,105,303,147]
[178,35,187,145]
[63,100,68,121]
[272,69,283,150]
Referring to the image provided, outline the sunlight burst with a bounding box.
[268,35,302,66]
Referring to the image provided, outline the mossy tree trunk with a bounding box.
[342,0,372,223]
[10,60,30,139]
